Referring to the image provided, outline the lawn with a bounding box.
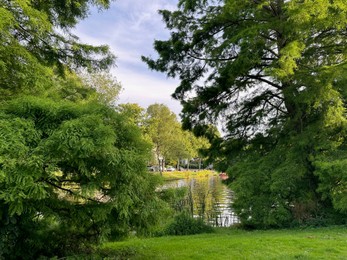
[100,226,347,259]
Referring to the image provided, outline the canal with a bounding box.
[164,175,239,227]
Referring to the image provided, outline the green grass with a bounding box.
[160,170,218,181]
[100,226,347,259]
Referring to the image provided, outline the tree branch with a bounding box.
[247,74,282,90]
[45,180,100,203]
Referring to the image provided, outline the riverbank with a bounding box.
[99,226,347,259]
[160,169,218,181]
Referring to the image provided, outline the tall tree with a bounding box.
[144,0,347,227]
[191,134,210,170]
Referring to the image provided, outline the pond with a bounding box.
[164,175,239,227]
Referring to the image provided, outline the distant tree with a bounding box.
[145,104,180,174]
[144,0,347,227]
[80,71,122,106]
[179,131,210,170]
[144,104,212,171]
[118,103,147,127]
[168,128,192,169]
[193,135,210,170]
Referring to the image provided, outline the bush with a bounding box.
[164,213,213,236]
[0,97,166,258]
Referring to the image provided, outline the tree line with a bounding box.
[119,103,215,174]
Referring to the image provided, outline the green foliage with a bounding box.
[80,71,122,106]
[314,147,347,215]
[117,103,146,127]
[145,104,185,172]
[144,103,211,171]
[146,104,179,151]
[0,96,165,258]
[145,0,347,227]
[47,70,98,102]
[164,212,213,236]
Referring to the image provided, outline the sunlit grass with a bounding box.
[100,226,347,259]
[159,170,218,181]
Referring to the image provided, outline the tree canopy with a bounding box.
[144,0,347,227]
[145,104,181,174]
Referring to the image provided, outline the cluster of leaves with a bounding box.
[144,0,347,227]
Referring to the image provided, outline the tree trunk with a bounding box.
[155,145,163,175]
[158,157,162,175]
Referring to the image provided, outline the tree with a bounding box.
[144,0,347,227]
[80,71,122,106]
[0,0,115,98]
[145,104,180,175]
[117,103,147,127]
[128,103,210,171]
[167,128,192,170]
[176,130,210,170]
[191,134,210,170]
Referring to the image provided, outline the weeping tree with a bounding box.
[143,0,347,227]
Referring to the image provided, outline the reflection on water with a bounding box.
[164,176,239,227]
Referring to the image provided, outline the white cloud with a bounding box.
[74,0,181,114]
[113,66,181,115]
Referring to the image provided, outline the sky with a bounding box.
[74,0,182,115]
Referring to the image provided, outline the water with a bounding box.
[164,175,239,227]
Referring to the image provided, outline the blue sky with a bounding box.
[74,0,181,115]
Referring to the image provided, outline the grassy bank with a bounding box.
[100,226,347,259]
[160,170,218,181]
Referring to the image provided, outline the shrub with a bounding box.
[164,213,213,236]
